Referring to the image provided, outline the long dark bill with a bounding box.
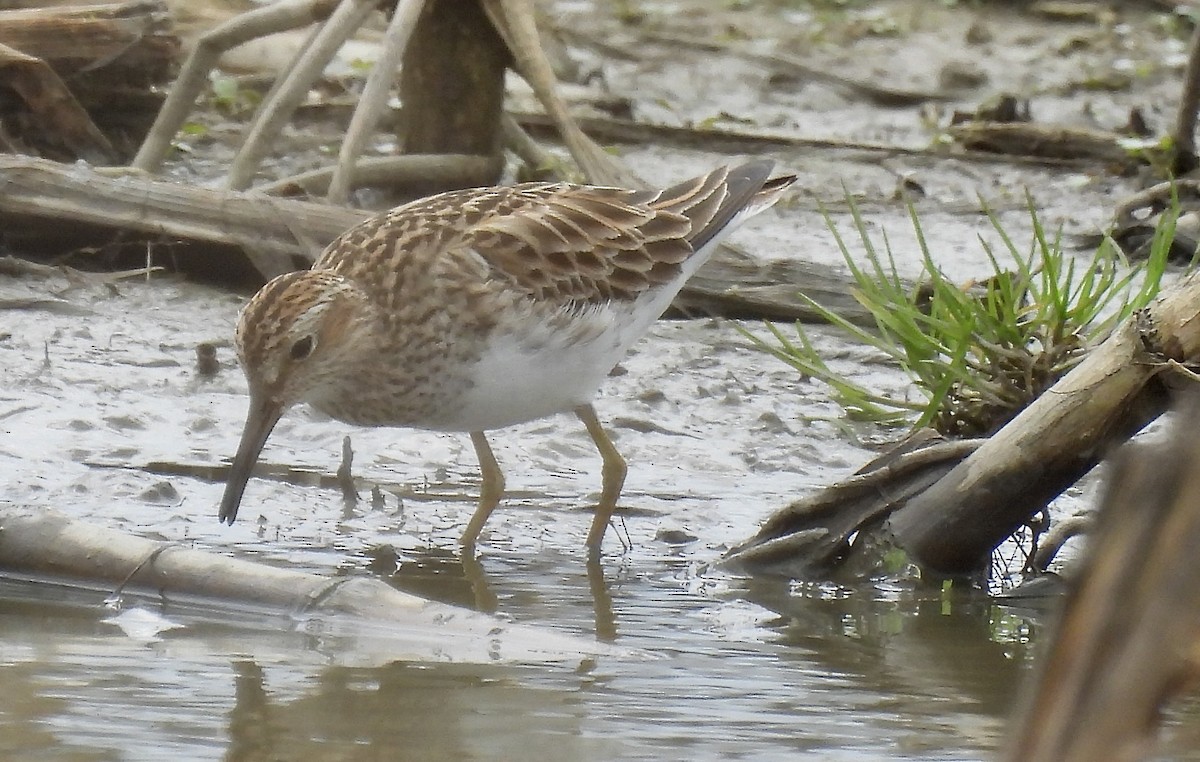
[218,393,284,525]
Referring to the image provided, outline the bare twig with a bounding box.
[132,0,341,173]
[327,0,426,204]
[226,0,379,190]
[483,0,642,187]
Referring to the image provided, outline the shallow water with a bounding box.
[1,272,1037,761]
[5,0,1200,757]
[0,573,1030,762]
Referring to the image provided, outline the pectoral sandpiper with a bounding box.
[218,160,795,556]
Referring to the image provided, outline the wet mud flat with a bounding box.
[5,0,1200,759]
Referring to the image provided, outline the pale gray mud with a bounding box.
[2,1,1198,760]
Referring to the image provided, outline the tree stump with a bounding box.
[399,0,508,188]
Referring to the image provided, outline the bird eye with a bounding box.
[290,336,315,360]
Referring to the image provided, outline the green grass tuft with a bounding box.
[743,192,1177,436]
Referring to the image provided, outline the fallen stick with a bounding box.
[511,111,1098,169]
[0,153,366,277]
[258,153,504,197]
[947,122,1130,163]
[1005,391,1200,762]
[0,507,628,665]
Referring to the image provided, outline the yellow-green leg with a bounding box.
[575,404,627,556]
[461,431,505,549]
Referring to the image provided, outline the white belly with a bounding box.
[433,301,646,431]
[429,231,730,432]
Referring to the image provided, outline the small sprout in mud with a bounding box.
[881,546,912,576]
[209,73,239,107]
[848,8,903,37]
[613,0,645,25]
[1120,134,1177,178]
[1156,8,1200,39]
[206,72,261,117]
[743,191,1174,437]
[172,122,208,154]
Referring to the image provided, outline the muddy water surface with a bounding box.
[4,0,1200,758]
[0,260,1031,761]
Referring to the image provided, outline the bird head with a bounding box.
[218,269,377,524]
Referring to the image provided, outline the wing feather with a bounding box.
[315,162,784,309]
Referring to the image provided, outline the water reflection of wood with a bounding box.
[729,271,1200,580]
[1005,390,1200,762]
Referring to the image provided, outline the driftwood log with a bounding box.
[729,270,1200,579]
[0,507,627,665]
[1005,391,1200,762]
[0,153,364,278]
[0,153,868,322]
[401,0,508,159]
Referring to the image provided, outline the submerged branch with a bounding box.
[0,507,627,665]
[733,271,1200,579]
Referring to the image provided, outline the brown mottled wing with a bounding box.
[316,161,774,306]
[463,167,734,304]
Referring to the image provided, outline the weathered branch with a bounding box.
[225,0,380,190]
[326,0,426,204]
[1005,392,1200,761]
[0,153,865,321]
[887,272,1200,575]
[483,0,642,187]
[0,153,366,276]
[0,508,627,664]
[724,432,983,577]
[259,153,504,197]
